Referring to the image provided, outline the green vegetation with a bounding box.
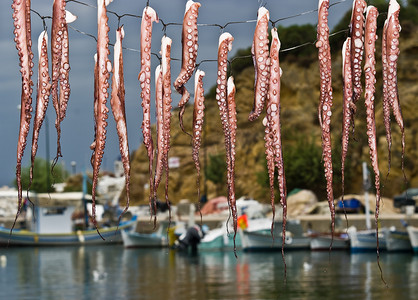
[205,153,227,196]
[13,158,68,193]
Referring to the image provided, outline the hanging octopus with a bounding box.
[174,0,201,136]
[226,76,238,251]
[161,36,173,213]
[191,70,205,210]
[153,36,173,215]
[349,0,367,105]
[29,31,52,191]
[216,32,234,215]
[382,0,405,178]
[248,7,270,122]
[138,6,158,219]
[316,0,335,244]
[90,0,112,238]
[110,26,131,223]
[341,37,354,203]
[364,3,382,259]
[12,0,34,231]
[50,0,66,165]
[264,28,287,262]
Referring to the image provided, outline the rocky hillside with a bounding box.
[124,19,418,206]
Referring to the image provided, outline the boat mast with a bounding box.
[362,162,372,230]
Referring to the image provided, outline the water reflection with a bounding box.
[1,247,418,299]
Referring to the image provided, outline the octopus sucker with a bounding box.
[110,26,131,224]
[138,6,158,222]
[316,0,335,247]
[174,0,201,136]
[91,0,112,239]
[29,31,52,193]
[383,0,405,180]
[192,70,205,216]
[341,37,353,215]
[364,5,386,283]
[265,28,287,272]
[50,0,67,166]
[12,0,34,232]
[248,7,270,122]
[216,32,234,222]
[349,0,367,105]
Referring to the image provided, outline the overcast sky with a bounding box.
[0,0,352,187]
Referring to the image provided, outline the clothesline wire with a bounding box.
[36,0,352,66]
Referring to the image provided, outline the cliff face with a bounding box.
[125,25,418,206]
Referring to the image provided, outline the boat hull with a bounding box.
[0,220,135,246]
[310,234,349,251]
[407,226,418,253]
[199,227,241,251]
[240,219,310,251]
[385,229,412,252]
[348,227,387,252]
[121,230,167,248]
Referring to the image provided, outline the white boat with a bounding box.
[384,227,412,252]
[240,219,310,251]
[406,226,418,253]
[121,221,175,248]
[310,232,350,251]
[347,226,387,252]
[0,203,135,246]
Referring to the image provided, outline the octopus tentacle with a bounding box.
[50,0,66,164]
[341,37,353,209]
[12,0,34,231]
[266,28,287,268]
[364,5,386,282]
[110,26,131,223]
[316,0,335,246]
[384,0,405,179]
[29,31,52,191]
[138,6,158,221]
[192,70,205,213]
[90,53,99,159]
[91,0,112,238]
[153,65,164,199]
[161,36,173,215]
[349,0,367,105]
[58,11,76,126]
[248,7,270,121]
[174,0,201,136]
[226,76,238,252]
[216,32,234,218]
[382,17,392,175]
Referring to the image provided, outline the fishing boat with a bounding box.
[121,220,175,248]
[240,218,310,251]
[384,227,412,252]
[310,232,350,251]
[0,204,136,246]
[406,226,418,253]
[347,226,387,252]
[198,222,241,251]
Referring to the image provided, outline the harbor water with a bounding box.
[1,245,418,299]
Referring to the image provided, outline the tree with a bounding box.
[13,158,68,193]
[204,153,227,196]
